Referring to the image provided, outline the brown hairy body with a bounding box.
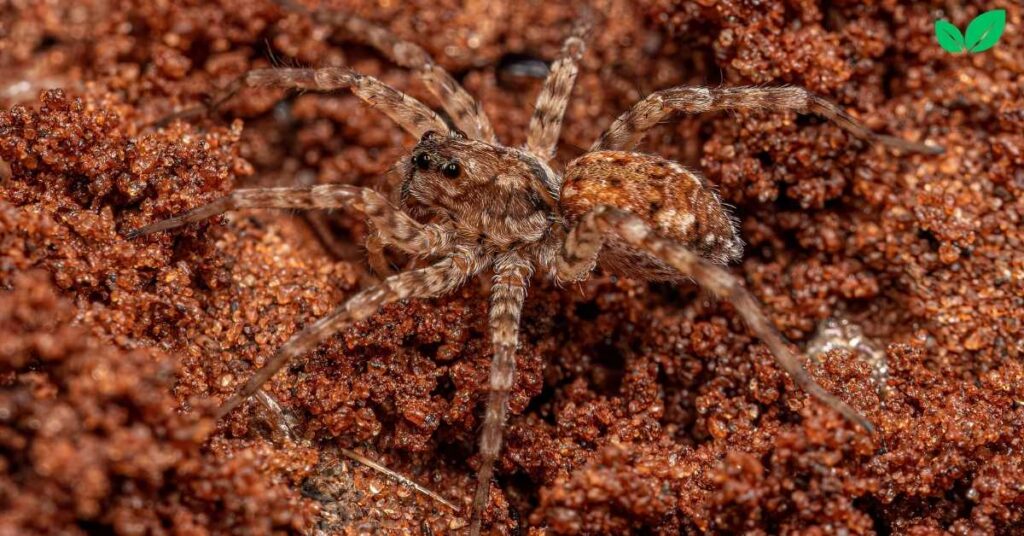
[128,2,943,533]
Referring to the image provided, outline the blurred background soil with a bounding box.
[1,0,1023,534]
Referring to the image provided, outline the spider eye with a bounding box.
[413,153,431,171]
[442,161,461,179]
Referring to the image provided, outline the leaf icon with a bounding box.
[965,9,1006,53]
[935,20,967,53]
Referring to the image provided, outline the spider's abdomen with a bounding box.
[560,151,742,278]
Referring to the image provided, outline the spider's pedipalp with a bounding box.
[277,0,496,142]
[592,85,943,155]
[563,205,874,433]
[470,252,533,536]
[364,231,397,277]
[215,249,483,420]
[127,184,454,258]
[526,15,592,163]
[557,151,741,282]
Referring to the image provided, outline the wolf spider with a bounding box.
[128,2,942,533]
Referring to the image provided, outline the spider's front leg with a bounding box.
[525,15,592,163]
[470,253,533,536]
[127,184,453,259]
[276,0,496,142]
[593,85,944,155]
[158,66,449,138]
[556,205,874,433]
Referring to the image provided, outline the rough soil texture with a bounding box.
[2,0,1023,534]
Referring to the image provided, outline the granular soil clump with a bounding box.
[2,1,1023,534]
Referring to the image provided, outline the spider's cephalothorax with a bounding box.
[129,2,943,534]
[400,130,558,250]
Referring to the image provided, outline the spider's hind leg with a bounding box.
[558,205,874,433]
[593,85,943,155]
[469,253,533,536]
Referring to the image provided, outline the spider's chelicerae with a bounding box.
[129,2,942,533]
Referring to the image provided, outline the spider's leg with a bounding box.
[126,185,454,258]
[159,67,449,138]
[470,253,533,536]
[525,16,591,163]
[551,212,604,284]
[216,250,481,420]
[278,0,496,142]
[305,208,363,260]
[562,206,875,433]
[592,86,943,155]
[295,170,364,261]
[153,75,248,127]
[365,231,397,277]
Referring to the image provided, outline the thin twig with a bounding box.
[339,447,460,512]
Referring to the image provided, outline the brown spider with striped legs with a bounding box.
[128,2,943,533]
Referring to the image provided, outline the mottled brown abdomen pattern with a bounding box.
[560,151,742,279]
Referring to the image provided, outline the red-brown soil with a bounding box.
[2,1,1022,534]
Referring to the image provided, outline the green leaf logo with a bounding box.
[935,9,1006,54]
[935,20,967,53]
